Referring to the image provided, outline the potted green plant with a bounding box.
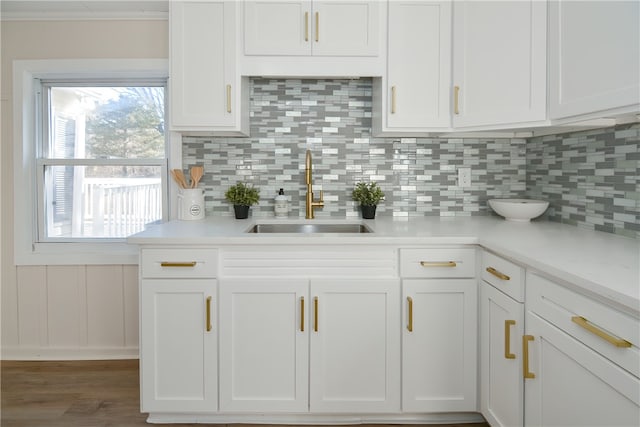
[225,182,260,219]
[352,181,384,219]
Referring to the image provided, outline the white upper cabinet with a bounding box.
[243,0,380,56]
[452,0,547,128]
[373,1,451,135]
[170,1,249,134]
[312,1,379,56]
[244,0,311,55]
[548,0,640,120]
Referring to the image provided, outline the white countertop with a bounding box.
[129,216,640,313]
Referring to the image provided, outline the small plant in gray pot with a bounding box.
[225,182,260,219]
[352,181,384,219]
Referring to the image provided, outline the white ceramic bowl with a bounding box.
[488,199,549,222]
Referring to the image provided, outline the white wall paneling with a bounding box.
[2,265,139,360]
[46,266,86,347]
[1,19,167,359]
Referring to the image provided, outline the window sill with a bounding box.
[16,242,139,266]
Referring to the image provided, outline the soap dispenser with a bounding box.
[274,188,289,218]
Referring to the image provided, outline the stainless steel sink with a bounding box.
[246,223,373,234]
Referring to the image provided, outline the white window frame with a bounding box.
[14,59,169,265]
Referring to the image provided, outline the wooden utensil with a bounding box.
[171,169,188,189]
[190,166,204,188]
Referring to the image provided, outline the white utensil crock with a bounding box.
[178,188,205,220]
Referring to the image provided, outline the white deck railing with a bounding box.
[83,178,162,237]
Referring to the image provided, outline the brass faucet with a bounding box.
[305,150,324,219]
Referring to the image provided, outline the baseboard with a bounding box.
[1,346,139,361]
[146,412,486,424]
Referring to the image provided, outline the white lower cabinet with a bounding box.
[219,279,308,412]
[524,272,640,426]
[310,279,401,413]
[137,243,638,425]
[218,277,400,413]
[140,279,218,413]
[524,312,640,426]
[402,279,477,412]
[479,281,524,427]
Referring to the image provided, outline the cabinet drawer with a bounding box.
[400,248,475,278]
[481,251,525,302]
[527,272,639,378]
[141,248,218,279]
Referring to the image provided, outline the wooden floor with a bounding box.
[1,360,489,427]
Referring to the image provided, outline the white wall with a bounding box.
[1,19,168,359]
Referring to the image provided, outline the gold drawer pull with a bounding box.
[420,261,457,268]
[486,267,510,281]
[206,296,212,332]
[391,85,397,114]
[304,12,309,41]
[523,335,535,379]
[454,85,460,114]
[407,296,413,332]
[300,297,305,332]
[504,320,516,359]
[315,12,319,42]
[571,316,632,348]
[314,297,319,332]
[226,84,232,113]
[160,261,197,267]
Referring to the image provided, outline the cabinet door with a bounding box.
[140,279,217,412]
[219,279,309,412]
[384,1,451,131]
[244,1,312,55]
[312,1,379,56]
[524,312,640,426]
[549,1,640,119]
[170,1,239,130]
[402,279,477,412]
[479,282,524,427]
[452,0,546,127]
[309,279,400,413]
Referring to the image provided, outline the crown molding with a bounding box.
[1,10,168,21]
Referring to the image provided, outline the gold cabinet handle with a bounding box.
[571,316,632,348]
[523,335,535,379]
[505,320,516,359]
[206,296,212,332]
[391,86,397,114]
[300,297,305,332]
[487,267,510,281]
[160,261,197,267]
[315,12,319,42]
[420,261,457,268]
[454,85,460,114]
[407,296,413,332]
[226,84,232,113]
[314,297,319,332]
[304,12,309,41]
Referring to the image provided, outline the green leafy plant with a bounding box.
[225,182,260,206]
[352,182,385,206]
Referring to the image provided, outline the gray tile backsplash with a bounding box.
[183,78,526,219]
[182,78,638,237]
[526,123,639,238]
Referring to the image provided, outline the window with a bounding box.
[13,59,169,265]
[38,83,167,241]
